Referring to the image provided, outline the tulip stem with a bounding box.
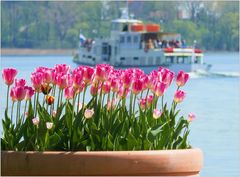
[22,100,28,123]
[35,92,39,117]
[132,94,137,116]
[77,93,81,112]
[129,92,133,116]
[10,101,15,122]
[82,87,87,110]
[161,95,164,110]
[57,88,61,109]
[6,85,10,113]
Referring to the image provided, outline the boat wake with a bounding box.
[189,70,240,78]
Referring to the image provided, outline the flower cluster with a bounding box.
[1,64,195,151]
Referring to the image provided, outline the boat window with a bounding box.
[177,57,183,64]
[115,46,118,55]
[92,58,95,61]
[133,57,139,60]
[120,36,125,43]
[88,56,92,59]
[127,36,131,43]
[133,36,138,43]
[120,57,125,61]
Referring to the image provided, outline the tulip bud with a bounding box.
[32,117,40,125]
[46,122,53,129]
[41,84,52,95]
[176,71,189,87]
[139,98,147,110]
[153,109,162,119]
[84,108,94,119]
[46,95,55,105]
[52,110,57,118]
[174,90,186,103]
[2,68,18,86]
[188,113,196,122]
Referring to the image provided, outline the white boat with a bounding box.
[73,8,211,73]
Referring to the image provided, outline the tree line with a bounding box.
[1,1,239,51]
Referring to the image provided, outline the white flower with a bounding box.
[46,122,53,129]
[32,117,40,125]
[84,108,94,119]
[153,109,162,119]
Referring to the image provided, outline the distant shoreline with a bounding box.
[1,48,76,56]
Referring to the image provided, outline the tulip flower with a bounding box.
[158,68,175,87]
[84,108,94,119]
[117,86,129,99]
[46,95,55,105]
[146,95,154,106]
[174,90,186,103]
[52,110,57,118]
[55,64,70,74]
[176,71,189,87]
[90,85,98,96]
[188,113,196,122]
[32,117,40,125]
[2,68,18,86]
[154,82,167,97]
[95,65,107,81]
[15,78,26,87]
[102,81,111,94]
[41,84,52,95]
[31,72,43,92]
[72,72,83,89]
[110,78,120,92]
[46,122,53,129]
[64,86,75,100]
[56,74,68,89]
[10,86,27,101]
[132,79,143,95]
[139,98,147,110]
[83,66,95,85]
[153,109,162,119]
[25,86,35,100]
[121,71,132,89]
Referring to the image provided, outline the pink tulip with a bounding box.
[52,110,57,118]
[95,64,107,81]
[83,66,95,85]
[139,98,147,110]
[64,86,75,99]
[55,64,70,74]
[110,78,120,92]
[174,90,186,103]
[72,72,83,89]
[117,86,129,99]
[146,95,154,106]
[36,67,53,84]
[32,117,40,125]
[56,74,68,89]
[84,108,94,119]
[176,71,189,87]
[153,109,162,119]
[132,79,143,95]
[24,86,35,100]
[31,72,43,92]
[90,85,98,96]
[158,68,175,87]
[15,78,26,87]
[121,71,132,89]
[2,68,18,86]
[140,75,148,90]
[102,81,111,94]
[154,82,167,97]
[188,113,196,122]
[10,86,27,101]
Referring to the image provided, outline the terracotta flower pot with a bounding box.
[1,148,203,176]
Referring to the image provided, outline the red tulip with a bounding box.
[2,68,17,86]
[55,64,70,74]
[174,90,186,103]
[102,81,111,94]
[176,71,189,87]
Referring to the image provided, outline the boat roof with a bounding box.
[111,19,142,24]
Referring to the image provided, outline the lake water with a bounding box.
[1,52,240,176]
